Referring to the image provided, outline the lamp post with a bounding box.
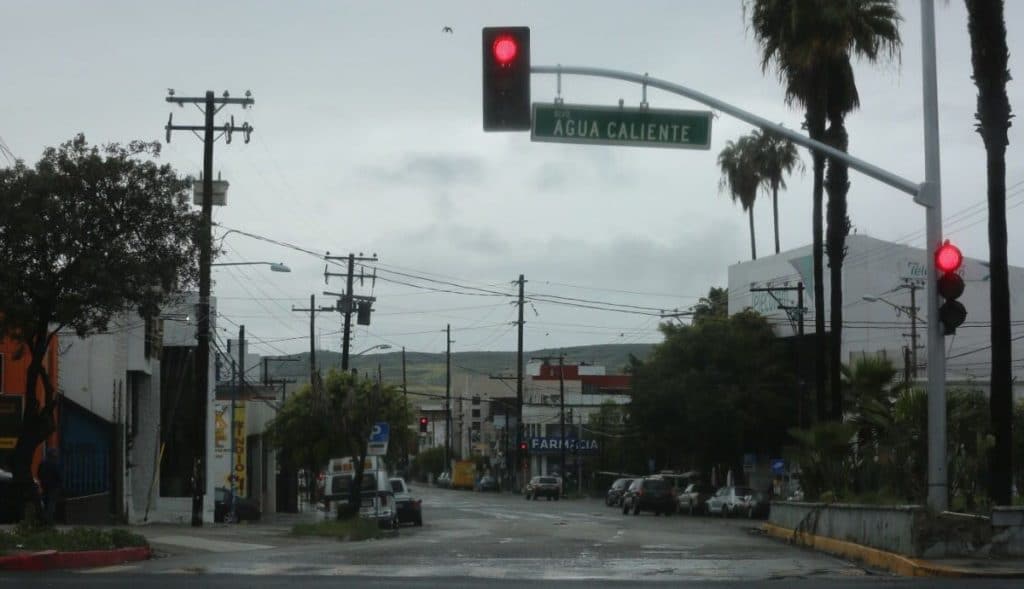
[354,344,392,356]
[212,262,291,272]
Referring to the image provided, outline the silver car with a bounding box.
[705,486,757,518]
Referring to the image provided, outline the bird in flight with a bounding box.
[442,26,453,34]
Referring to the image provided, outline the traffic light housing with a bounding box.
[482,27,531,131]
[518,441,528,452]
[936,241,966,335]
[419,417,429,433]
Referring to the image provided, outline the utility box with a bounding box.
[193,179,229,206]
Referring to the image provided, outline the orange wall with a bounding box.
[1,336,59,472]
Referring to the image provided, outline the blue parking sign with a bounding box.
[370,422,390,443]
[771,458,786,475]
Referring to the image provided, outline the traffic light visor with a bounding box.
[936,242,963,273]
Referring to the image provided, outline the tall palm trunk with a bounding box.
[825,115,851,423]
[748,203,758,260]
[772,182,781,254]
[966,0,1013,506]
[807,109,828,423]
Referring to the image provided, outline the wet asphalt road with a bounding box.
[3,486,1021,587]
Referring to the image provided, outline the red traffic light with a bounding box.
[492,35,518,65]
[419,417,428,425]
[518,442,527,451]
[935,241,963,273]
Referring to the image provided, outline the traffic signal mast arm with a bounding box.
[488,3,947,509]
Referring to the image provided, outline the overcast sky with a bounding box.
[3,1,1023,358]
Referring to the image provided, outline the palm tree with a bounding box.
[752,129,803,254]
[964,0,1013,506]
[718,135,762,260]
[749,0,902,422]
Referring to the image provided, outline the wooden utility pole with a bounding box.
[291,295,334,381]
[515,275,525,489]
[401,347,408,400]
[164,89,253,526]
[559,355,565,496]
[324,254,378,370]
[445,324,452,469]
[750,283,807,426]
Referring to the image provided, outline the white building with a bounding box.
[727,235,1024,395]
[57,293,219,524]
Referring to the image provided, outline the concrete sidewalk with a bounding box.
[763,522,1024,578]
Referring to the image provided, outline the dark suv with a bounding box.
[605,478,633,507]
[622,477,676,516]
[525,476,561,500]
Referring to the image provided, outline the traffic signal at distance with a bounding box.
[419,417,428,433]
[482,27,531,131]
[936,241,966,335]
[518,441,528,452]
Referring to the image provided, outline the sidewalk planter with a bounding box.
[0,546,150,571]
[770,501,992,558]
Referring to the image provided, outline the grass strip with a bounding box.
[290,518,383,541]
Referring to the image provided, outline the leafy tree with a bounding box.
[265,384,337,501]
[785,421,857,501]
[410,446,446,482]
[267,369,412,518]
[630,309,797,477]
[0,135,198,511]
[965,0,1014,507]
[692,287,729,325]
[588,401,634,475]
[752,129,803,254]
[749,0,902,422]
[717,135,762,259]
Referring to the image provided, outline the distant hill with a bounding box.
[264,343,655,392]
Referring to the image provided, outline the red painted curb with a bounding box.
[0,546,150,571]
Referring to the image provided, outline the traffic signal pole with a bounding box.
[520,0,947,509]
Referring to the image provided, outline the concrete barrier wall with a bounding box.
[770,501,1003,557]
[770,501,925,556]
[992,507,1024,557]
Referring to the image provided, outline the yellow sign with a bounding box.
[221,403,247,496]
[232,404,246,496]
[0,437,16,450]
[214,403,230,458]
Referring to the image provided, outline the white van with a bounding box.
[321,456,398,529]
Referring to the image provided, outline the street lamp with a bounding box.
[354,344,391,356]
[211,261,291,272]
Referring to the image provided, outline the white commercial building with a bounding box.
[728,235,1024,395]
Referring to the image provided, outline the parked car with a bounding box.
[525,476,560,500]
[743,490,771,519]
[390,477,423,526]
[476,475,498,492]
[705,486,758,518]
[622,477,676,516]
[214,487,261,523]
[605,478,633,507]
[436,471,451,488]
[677,482,715,515]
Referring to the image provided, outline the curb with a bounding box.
[0,546,151,571]
[762,523,1024,579]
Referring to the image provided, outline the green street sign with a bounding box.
[531,103,712,149]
